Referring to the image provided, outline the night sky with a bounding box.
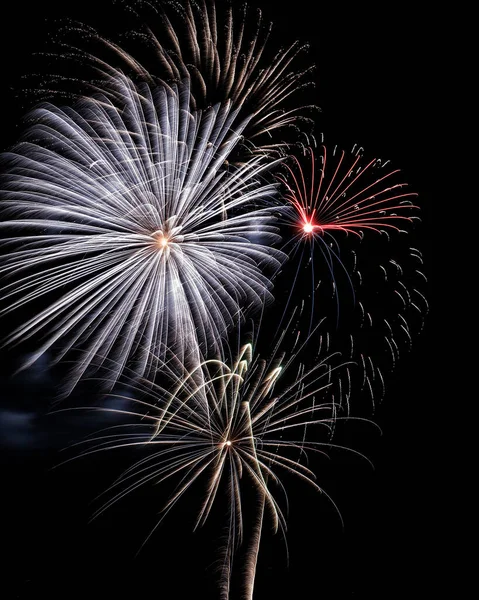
[1,1,435,598]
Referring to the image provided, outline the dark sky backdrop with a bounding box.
[0,1,435,599]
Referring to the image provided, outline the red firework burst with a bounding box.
[280,145,419,239]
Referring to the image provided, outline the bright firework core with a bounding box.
[303,222,314,234]
[152,232,170,248]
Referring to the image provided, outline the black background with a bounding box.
[0,1,436,598]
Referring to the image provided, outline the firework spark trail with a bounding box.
[281,145,419,236]
[57,314,373,598]
[30,0,315,156]
[275,143,420,326]
[272,143,427,410]
[0,74,285,392]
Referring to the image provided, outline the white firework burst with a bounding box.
[0,74,284,391]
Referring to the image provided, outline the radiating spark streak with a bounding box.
[242,489,266,600]
[395,289,407,308]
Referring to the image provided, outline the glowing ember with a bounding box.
[303,222,314,234]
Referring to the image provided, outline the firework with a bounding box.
[29,0,314,156]
[276,142,420,318]
[64,316,369,599]
[274,143,427,409]
[279,143,418,246]
[0,74,284,392]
